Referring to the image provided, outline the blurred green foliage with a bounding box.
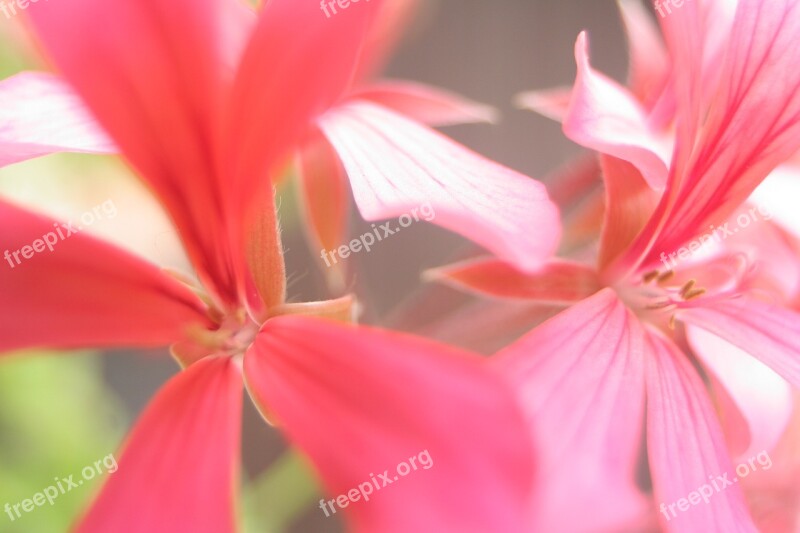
[0,353,126,533]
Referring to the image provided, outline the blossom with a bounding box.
[433,0,800,530]
[0,0,560,530]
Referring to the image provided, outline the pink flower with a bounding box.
[0,0,561,530]
[434,0,800,531]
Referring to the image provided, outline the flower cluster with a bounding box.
[1,0,799,532]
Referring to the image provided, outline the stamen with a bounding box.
[645,299,674,310]
[657,270,675,283]
[643,270,660,283]
[684,288,707,301]
[679,279,697,298]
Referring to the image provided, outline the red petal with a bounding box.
[28,0,256,303]
[645,331,758,532]
[244,316,535,532]
[319,100,562,271]
[0,200,211,352]
[353,80,497,126]
[0,72,115,166]
[78,357,242,533]
[494,289,649,532]
[429,258,601,304]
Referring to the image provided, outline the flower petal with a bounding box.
[515,86,573,123]
[318,100,561,271]
[564,32,672,189]
[352,80,497,126]
[78,357,242,533]
[0,72,115,167]
[645,331,758,532]
[687,326,793,459]
[428,258,601,304]
[618,0,668,106]
[0,200,211,353]
[244,316,535,533]
[627,0,800,271]
[493,289,649,533]
[680,295,800,390]
[224,0,381,308]
[296,129,350,287]
[28,0,257,303]
[598,155,659,270]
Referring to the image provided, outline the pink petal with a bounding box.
[630,0,800,270]
[244,316,535,532]
[618,0,668,106]
[352,80,497,126]
[28,0,257,303]
[680,295,800,389]
[493,289,649,532]
[429,258,601,304]
[318,100,561,271]
[687,326,793,459]
[515,86,573,123]
[0,200,211,353]
[564,32,672,189]
[644,331,758,532]
[598,155,659,270]
[0,72,115,166]
[78,357,242,533]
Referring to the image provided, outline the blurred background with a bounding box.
[0,1,629,531]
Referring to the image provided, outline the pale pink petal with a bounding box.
[680,296,800,390]
[564,33,672,189]
[318,100,561,271]
[515,86,573,123]
[0,72,115,167]
[751,166,800,241]
[244,317,535,533]
[687,326,793,459]
[493,289,649,533]
[645,331,758,532]
[0,200,212,353]
[429,258,601,304]
[78,357,242,533]
[352,80,497,126]
[618,0,668,106]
